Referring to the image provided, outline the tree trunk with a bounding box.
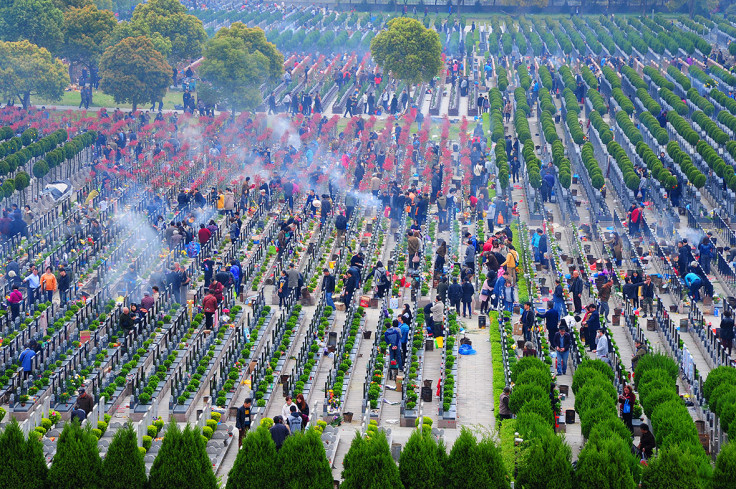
[22,92,30,110]
[132,101,138,112]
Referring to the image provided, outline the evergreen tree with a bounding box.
[0,418,48,489]
[445,427,478,489]
[278,429,333,489]
[399,430,444,489]
[48,421,103,489]
[575,436,636,489]
[149,423,217,489]
[516,432,573,489]
[226,426,279,489]
[101,424,147,489]
[476,437,511,489]
[341,430,401,489]
[444,428,510,489]
[641,444,704,489]
[341,432,368,488]
[713,442,736,489]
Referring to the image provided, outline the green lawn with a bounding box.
[33,89,190,110]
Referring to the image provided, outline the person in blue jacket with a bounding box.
[684,272,703,302]
[536,301,559,341]
[384,320,403,370]
[492,272,507,308]
[398,316,410,365]
[698,236,715,275]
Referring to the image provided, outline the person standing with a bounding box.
[277,270,288,308]
[536,301,560,342]
[638,423,656,460]
[499,387,512,420]
[384,320,403,370]
[448,278,462,314]
[570,270,584,315]
[619,385,636,432]
[322,268,335,309]
[639,275,654,318]
[521,302,535,342]
[286,263,300,300]
[75,388,94,417]
[19,344,36,379]
[23,266,40,306]
[430,296,444,337]
[236,398,252,448]
[58,268,71,304]
[598,278,613,322]
[287,405,303,433]
[461,278,475,317]
[281,396,295,420]
[585,303,601,352]
[270,416,290,450]
[719,310,734,356]
[202,290,217,330]
[552,325,571,375]
[40,266,57,303]
[8,285,23,321]
[399,316,410,365]
[342,269,358,307]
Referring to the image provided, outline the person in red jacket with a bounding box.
[8,284,23,320]
[209,280,224,304]
[202,292,218,329]
[198,223,212,245]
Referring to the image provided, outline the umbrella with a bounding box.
[42,180,74,202]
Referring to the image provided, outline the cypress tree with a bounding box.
[516,431,573,489]
[342,430,401,489]
[48,421,103,489]
[101,424,147,489]
[399,430,444,489]
[713,442,736,489]
[226,426,278,489]
[279,429,333,489]
[0,418,48,489]
[149,423,217,489]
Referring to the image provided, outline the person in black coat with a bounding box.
[322,268,336,310]
[521,302,535,342]
[448,278,462,313]
[678,240,694,277]
[235,398,252,448]
[58,268,71,304]
[342,270,358,306]
[570,271,584,314]
[584,303,601,352]
[536,301,560,340]
[461,279,475,317]
[720,310,734,356]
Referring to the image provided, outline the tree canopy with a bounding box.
[61,4,117,70]
[0,0,65,54]
[199,23,284,111]
[129,0,207,63]
[0,40,70,109]
[371,17,442,85]
[99,35,171,111]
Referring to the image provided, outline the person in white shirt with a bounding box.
[282,395,294,420]
[596,329,610,366]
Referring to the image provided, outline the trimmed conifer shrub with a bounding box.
[278,429,333,488]
[48,421,103,489]
[226,427,279,489]
[149,423,217,489]
[0,418,47,489]
[101,424,147,489]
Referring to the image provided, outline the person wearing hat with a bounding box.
[141,290,154,312]
[552,324,572,375]
[631,338,648,372]
[75,387,94,416]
